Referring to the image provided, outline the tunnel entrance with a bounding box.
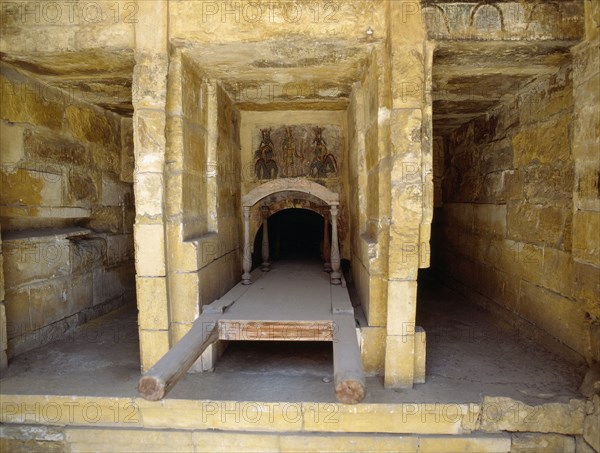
[252,208,330,268]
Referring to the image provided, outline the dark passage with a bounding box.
[253,208,328,267]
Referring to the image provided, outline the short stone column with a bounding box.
[261,206,270,272]
[322,210,331,272]
[242,206,252,285]
[330,204,341,285]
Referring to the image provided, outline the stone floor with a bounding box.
[0,270,583,406]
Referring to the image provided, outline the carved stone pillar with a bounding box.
[330,204,341,285]
[322,209,331,272]
[261,206,270,272]
[242,206,252,285]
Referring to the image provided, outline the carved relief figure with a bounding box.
[255,128,278,179]
[309,126,338,178]
[282,126,296,177]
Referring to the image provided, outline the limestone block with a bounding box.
[120,117,134,183]
[384,334,415,388]
[133,109,166,173]
[542,247,574,298]
[419,434,510,452]
[575,435,596,453]
[0,72,64,131]
[23,128,87,166]
[166,223,199,273]
[1,167,64,207]
[583,395,600,452]
[29,277,70,329]
[194,431,279,452]
[414,326,426,384]
[507,204,565,248]
[0,121,25,164]
[510,433,575,453]
[106,234,134,266]
[513,115,571,167]
[473,204,507,239]
[575,163,600,212]
[68,273,94,315]
[67,169,100,207]
[0,302,7,351]
[65,105,116,146]
[279,433,419,453]
[519,280,589,356]
[3,236,71,287]
[134,223,166,277]
[301,402,467,435]
[386,280,417,335]
[66,427,192,452]
[134,172,164,220]
[89,206,122,234]
[93,264,134,306]
[101,173,132,207]
[139,329,170,371]
[169,272,200,324]
[573,210,600,266]
[133,53,168,109]
[136,277,169,330]
[480,397,586,435]
[90,144,120,175]
[4,288,30,336]
[70,237,105,275]
[360,326,386,375]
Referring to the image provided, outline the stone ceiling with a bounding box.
[432,40,573,135]
[182,39,374,110]
[0,49,135,116]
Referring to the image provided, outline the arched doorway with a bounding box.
[252,208,331,267]
[241,179,341,285]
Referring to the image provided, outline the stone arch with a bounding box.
[241,178,342,285]
[242,178,339,208]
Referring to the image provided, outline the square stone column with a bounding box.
[383,0,432,388]
[132,0,171,372]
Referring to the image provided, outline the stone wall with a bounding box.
[0,62,135,358]
[434,39,599,362]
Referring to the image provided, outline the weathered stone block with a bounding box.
[134,223,166,277]
[136,277,169,330]
[29,277,69,329]
[480,397,586,435]
[134,172,164,219]
[4,288,30,337]
[573,210,600,266]
[360,326,385,375]
[513,113,571,167]
[386,280,417,335]
[67,169,100,207]
[0,302,7,352]
[65,105,115,146]
[510,433,575,452]
[89,206,122,234]
[384,334,415,388]
[133,109,166,173]
[519,280,589,356]
[139,329,170,371]
[169,271,200,324]
[1,167,64,207]
[3,236,71,287]
[0,72,64,131]
[102,173,132,207]
[23,129,87,166]
[542,247,574,298]
[0,121,25,164]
